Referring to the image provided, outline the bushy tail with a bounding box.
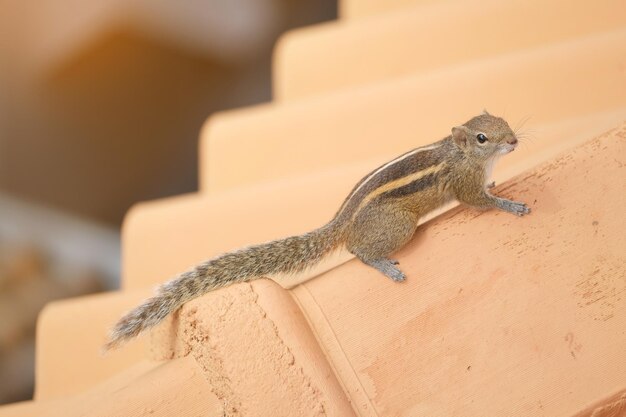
[103,222,342,351]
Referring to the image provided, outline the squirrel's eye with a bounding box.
[477,133,488,144]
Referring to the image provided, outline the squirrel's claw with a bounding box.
[496,198,531,216]
[510,201,531,216]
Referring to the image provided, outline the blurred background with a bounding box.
[0,0,336,404]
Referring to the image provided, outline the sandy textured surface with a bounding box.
[570,389,626,417]
[150,279,354,416]
[292,125,626,416]
[276,0,626,100]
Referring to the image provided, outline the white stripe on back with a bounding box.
[343,142,442,206]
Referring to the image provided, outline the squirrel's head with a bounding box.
[451,111,518,160]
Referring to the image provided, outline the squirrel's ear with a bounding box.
[452,126,469,148]
[482,108,490,116]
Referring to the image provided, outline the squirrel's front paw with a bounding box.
[503,200,531,216]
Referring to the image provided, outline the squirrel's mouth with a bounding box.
[500,143,516,154]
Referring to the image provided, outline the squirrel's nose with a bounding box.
[507,137,518,145]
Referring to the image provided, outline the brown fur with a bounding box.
[104,113,529,350]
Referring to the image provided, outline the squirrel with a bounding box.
[104,111,530,351]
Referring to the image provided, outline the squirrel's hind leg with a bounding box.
[346,203,418,282]
[359,257,406,282]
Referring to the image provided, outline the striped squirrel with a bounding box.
[105,111,529,350]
